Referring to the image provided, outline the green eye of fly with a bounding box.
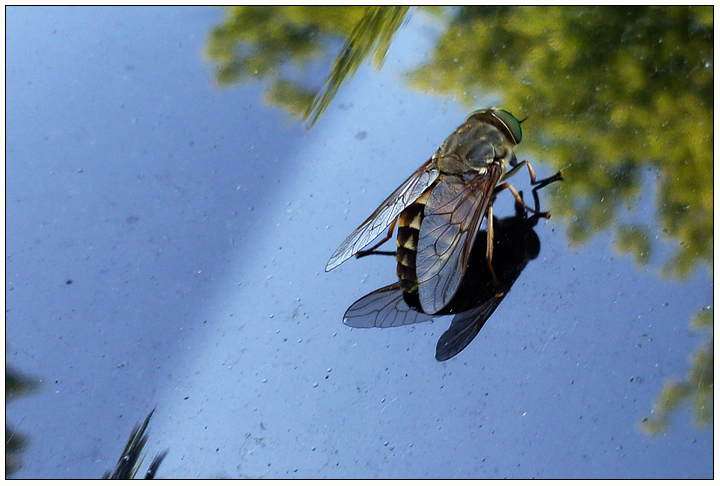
[468,108,523,144]
[493,109,522,144]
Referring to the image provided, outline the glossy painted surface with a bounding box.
[6,6,712,478]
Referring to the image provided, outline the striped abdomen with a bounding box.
[396,188,431,294]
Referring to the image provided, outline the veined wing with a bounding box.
[343,283,433,329]
[416,165,502,315]
[325,158,439,272]
[435,295,504,361]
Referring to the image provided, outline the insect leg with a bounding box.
[531,170,564,212]
[493,181,547,217]
[518,160,564,190]
[355,216,398,259]
[524,160,540,185]
[485,201,505,297]
[510,159,562,187]
[502,159,527,180]
[495,165,563,219]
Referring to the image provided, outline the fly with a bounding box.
[343,177,563,361]
[326,108,562,315]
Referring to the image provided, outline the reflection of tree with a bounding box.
[409,6,713,279]
[641,307,713,434]
[206,6,409,126]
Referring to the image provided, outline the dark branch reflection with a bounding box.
[103,409,168,479]
[6,365,39,477]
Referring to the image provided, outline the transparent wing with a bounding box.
[325,158,439,272]
[416,165,502,314]
[435,296,504,361]
[343,283,433,329]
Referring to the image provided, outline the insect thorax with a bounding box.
[436,121,515,175]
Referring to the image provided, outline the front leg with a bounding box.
[485,200,505,297]
[497,163,564,218]
[493,181,545,217]
[355,216,398,259]
[531,169,564,213]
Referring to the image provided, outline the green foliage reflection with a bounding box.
[206,6,409,126]
[207,6,364,85]
[640,307,713,434]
